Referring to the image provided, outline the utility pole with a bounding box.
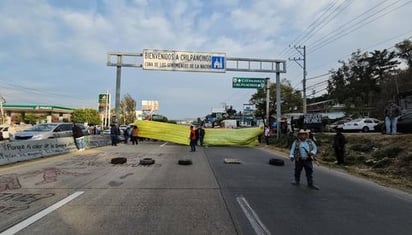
[289,45,307,113]
[265,77,270,125]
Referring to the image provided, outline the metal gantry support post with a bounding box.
[115,55,122,124]
[265,77,270,126]
[276,63,281,140]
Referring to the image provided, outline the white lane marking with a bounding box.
[1,191,84,235]
[160,142,168,147]
[236,196,271,235]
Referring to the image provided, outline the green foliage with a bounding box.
[327,46,404,116]
[344,154,358,165]
[372,158,392,169]
[71,108,101,125]
[272,133,295,148]
[372,145,403,160]
[395,39,412,69]
[249,81,303,118]
[272,136,288,148]
[23,113,46,125]
[241,39,412,122]
[120,94,137,125]
[349,143,376,152]
[151,114,168,122]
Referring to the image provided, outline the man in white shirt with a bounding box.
[289,129,319,190]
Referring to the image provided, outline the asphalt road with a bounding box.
[0,141,411,235]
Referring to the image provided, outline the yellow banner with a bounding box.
[134,120,264,146]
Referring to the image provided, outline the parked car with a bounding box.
[325,119,350,132]
[342,118,381,132]
[12,122,87,141]
[0,125,11,140]
[375,112,412,133]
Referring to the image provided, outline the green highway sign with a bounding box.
[232,77,266,89]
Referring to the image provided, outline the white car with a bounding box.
[13,123,87,141]
[0,125,11,140]
[342,118,381,132]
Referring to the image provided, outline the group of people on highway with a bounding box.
[69,100,404,192]
[110,124,139,146]
[189,125,205,152]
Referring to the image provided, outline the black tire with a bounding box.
[362,126,369,132]
[111,157,127,164]
[139,158,155,165]
[178,159,192,165]
[269,158,285,166]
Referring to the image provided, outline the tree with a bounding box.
[225,106,237,118]
[120,94,137,125]
[151,114,168,122]
[249,81,302,120]
[327,49,400,116]
[71,108,101,125]
[395,39,412,70]
[22,113,47,125]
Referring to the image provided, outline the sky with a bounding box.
[0,0,411,120]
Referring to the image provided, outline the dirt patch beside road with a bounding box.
[266,132,412,193]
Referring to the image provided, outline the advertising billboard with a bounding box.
[98,93,110,113]
[141,100,159,111]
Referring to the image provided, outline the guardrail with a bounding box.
[0,135,111,166]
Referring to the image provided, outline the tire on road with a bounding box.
[140,158,155,165]
[111,157,127,164]
[269,158,285,166]
[178,159,192,165]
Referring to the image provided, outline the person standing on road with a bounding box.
[289,129,319,190]
[110,124,120,146]
[333,127,346,165]
[124,126,130,144]
[189,126,197,152]
[384,101,402,135]
[197,126,205,146]
[72,122,85,151]
[131,125,139,145]
[264,125,271,145]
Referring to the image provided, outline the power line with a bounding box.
[309,33,412,73]
[307,72,331,80]
[279,0,340,57]
[307,80,329,90]
[279,0,346,59]
[0,78,93,104]
[308,0,388,48]
[311,0,412,52]
[300,0,354,46]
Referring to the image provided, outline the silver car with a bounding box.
[13,123,86,141]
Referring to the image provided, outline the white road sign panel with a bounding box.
[143,49,226,73]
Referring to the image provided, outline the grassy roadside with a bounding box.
[264,133,412,193]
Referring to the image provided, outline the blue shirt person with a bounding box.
[289,129,319,190]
